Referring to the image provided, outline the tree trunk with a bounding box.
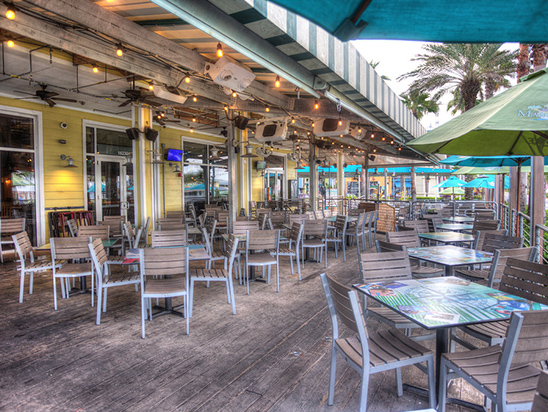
[532,44,547,72]
[462,79,482,111]
[517,44,531,79]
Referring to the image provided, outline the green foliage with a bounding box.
[400,90,440,120]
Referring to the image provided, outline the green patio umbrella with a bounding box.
[432,176,466,200]
[408,69,548,156]
[439,187,465,196]
[453,166,548,174]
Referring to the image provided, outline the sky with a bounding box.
[352,40,519,130]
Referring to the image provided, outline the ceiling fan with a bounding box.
[15,84,78,107]
[118,88,160,107]
[153,110,180,126]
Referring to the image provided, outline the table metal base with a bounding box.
[402,384,484,411]
[152,300,185,318]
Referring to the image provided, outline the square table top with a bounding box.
[442,216,475,223]
[418,232,475,244]
[36,238,118,250]
[327,216,358,223]
[354,276,548,329]
[123,245,208,264]
[407,245,492,268]
[436,223,473,231]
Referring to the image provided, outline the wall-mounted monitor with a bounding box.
[256,160,267,170]
[166,149,183,162]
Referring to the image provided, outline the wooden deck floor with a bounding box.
[0,244,496,412]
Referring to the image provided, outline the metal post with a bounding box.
[364,155,370,200]
[530,156,545,231]
[227,110,237,233]
[309,136,317,211]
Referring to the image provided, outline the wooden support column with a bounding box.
[337,151,345,212]
[309,137,317,211]
[364,155,370,200]
[227,110,237,233]
[530,157,545,232]
[384,169,388,200]
[411,167,417,202]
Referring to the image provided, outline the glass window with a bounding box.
[183,141,206,164]
[86,127,94,154]
[96,128,132,156]
[86,156,96,220]
[209,146,228,166]
[183,164,206,208]
[0,114,34,149]
[210,166,228,202]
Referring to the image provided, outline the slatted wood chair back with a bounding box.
[305,211,316,219]
[473,229,508,250]
[482,233,523,253]
[141,246,189,277]
[289,214,309,225]
[165,210,185,219]
[347,208,362,216]
[257,210,270,226]
[321,273,361,336]
[376,240,406,253]
[233,220,259,235]
[303,219,327,238]
[314,210,324,219]
[474,210,496,220]
[67,219,78,237]
[51,237,91,261]
[157,217,184,229]
[216,210,229,222]
[150,229,187,248]
[504,309,548,368]
[386,230,420,248]
[198,212,207,228]
[358,250,412,284]
[236,215,249,221]
[246,229,278,252]
[334,215,348,232]
[289,222,304,244]
[532,371,548,412]
[403,219,429,233]
[78,225,110,241]
[89,237,108,269]
[12,231,33,259]
[270,211,286,225]
[355,212,367,231]
[487,247,538,287]
[499,258,548,307]
[324,209,334,218]
[124,222,135,241]
[158,223,186,231]
[396,225,415,232]
[1,218,25,234]
[439,207,453,217]
[472,219,501,234]
[205,204,222,211]
[100,215,126,237]
[201,227,214,256]
[368,209,378,229]
[431,216,444,232]
[225,234,240,272]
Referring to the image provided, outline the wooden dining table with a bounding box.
[353,276,548,407]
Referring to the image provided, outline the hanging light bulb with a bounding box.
[275,75,281,88]
[223,105,229,112]
[148,83,154,90]
[398,146,402,151]
[265,106,270,112]
[314,100,319,109]
[371,133,375,138]
[160,112,165,118]
[216,42,223,58]
[373,148,377,153]
[232,91,237,98]
[192,95,197,102]
[192,117,197,122]
[116,44,124,57]
[390,140,394,145]
[291,117,295,124]
[382,136,386,141]
[190,126,194,133]
[5,4,16,20]
[184,75,191,83]
[338,118,343,126]
[358,127,362,133]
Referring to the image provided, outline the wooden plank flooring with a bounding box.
[0,244,508,411]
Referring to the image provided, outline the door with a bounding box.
[87,156,132,222]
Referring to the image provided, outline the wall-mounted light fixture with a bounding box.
[210,146,220,160]
[169,162,181,173]
[240,143,256,158]
[60,154,76,168]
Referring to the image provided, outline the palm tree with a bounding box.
[399,43,517,112]
[399,90,439,120]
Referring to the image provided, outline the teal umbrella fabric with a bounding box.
[266,0,548,42]
[463,176,509,189]
[432,176,466,189]
[440,155,544,167]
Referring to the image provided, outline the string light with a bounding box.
[7,39,14,47]
[148,83,154,90]
[390,140,394,145]
[5,3,16,20]
[314,100,319,110]
[216,42,223,58]
[192,95,197,102]
[160,112,165,118]
[358,127,362,133]
[223,105,229,112]
[312,122,315,127]
[371,133,375,139]
[275,75,281,88]
[291,117,295,124]
[184,75,191,83]
[190,126,194,133]
[265,106,270,112]
[398,146,402,151]
[116,44,124,57]
[192,117,197,122]
[382,136,386,141]
[232,91,237,98]
[373,148,377,152]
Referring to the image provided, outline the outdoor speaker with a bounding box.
[234,115,249,130]
[145,127,159,142]
[126,127,139,140]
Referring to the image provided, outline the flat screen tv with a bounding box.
[166,149,183,162]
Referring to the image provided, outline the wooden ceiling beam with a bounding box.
[21,0,293,110]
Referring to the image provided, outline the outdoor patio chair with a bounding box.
[139,247,189,338]
[12,231,62,303]
[314,210,324,219]
[470,218,501,234]
[277,222,304,280]
[366,209,377,247]
[189,234,239,317]
[0,217,25,263]
[66,219,78,237]
[301,219,328,268]
[89,237,140,325]
[359,248,436,341]
[78,225,110,241]
[123,222,142,251]
[325,215,348,261]
[165,210,185,219]
[472,229,507,250]
[532,371,548,412]
[439,308,548,412]
[50,237,93,310]
[403,219,429,233]
[245,229,279,294]
[201,227,226,270]
[320,273,436,412]
[150,229,187,248]
[288,213,309,226]
[385,232,445,278]
[346,212,367,252]
[99,215,126,237]
[451,255,546,352]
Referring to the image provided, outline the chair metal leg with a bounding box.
[189,279,195,318]
[225,279,231,303]
[328,346,337,405]
[19,271,25,303]
[395,368,403,396]
[184,294,189,335]
[276,259,279,293]
[229,278,236,315]
[53,277,59,310]
[289,254,294,275]
[96,286,102,325]
[141,296,146,339]
[438,358,448,412]
[427,356,437,409]
[359,368,370,412]
[296,251,301,281]
[29,273,33,295]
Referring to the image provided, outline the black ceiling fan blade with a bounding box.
[45,99,56,108]
[52,97,78,103]
[118,100,132,107]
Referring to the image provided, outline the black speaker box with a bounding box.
[234,115,249,130]
[145,128,159,142]
[125,127,140,140]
